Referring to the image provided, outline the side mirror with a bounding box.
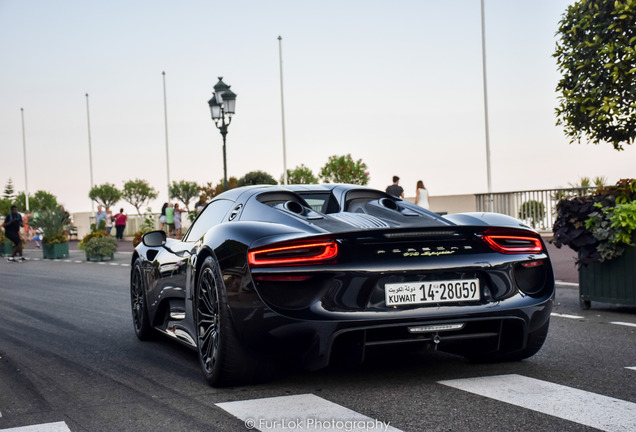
[142,230,167,247]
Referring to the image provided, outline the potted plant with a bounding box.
[0,229,14,257]
[79,228,117,261]
[31,207,70,259]
[553,179,636,308]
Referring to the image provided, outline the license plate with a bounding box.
[385,279,480,306]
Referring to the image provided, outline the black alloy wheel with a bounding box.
[196,263,221,377]
[131,258,152,340]
[195,256,269,387]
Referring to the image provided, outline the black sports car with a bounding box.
[131,184,554,386]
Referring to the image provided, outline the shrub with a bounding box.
[553,178,636,265]
[518,200,546,228]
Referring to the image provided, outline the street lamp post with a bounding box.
[208,77,236,191]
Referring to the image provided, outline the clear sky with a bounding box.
[1,0,633,214]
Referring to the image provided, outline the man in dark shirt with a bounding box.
[3,205,25,262]
[385,176,404,198]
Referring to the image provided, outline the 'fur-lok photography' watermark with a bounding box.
[244,417,392,431]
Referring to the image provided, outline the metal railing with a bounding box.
[475,187,597,231]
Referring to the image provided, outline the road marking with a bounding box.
[74,260,82,263]
[626,367,636,371]
[551,313,585,319]
[0,421,72,431]
[439,374,636,432]
[610,321,636,328]
[121,263,130,267]
[555,281,578,287]
[217,393,400,432]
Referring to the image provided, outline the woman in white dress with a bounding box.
[173,203,182,238]
[415,180,430,210]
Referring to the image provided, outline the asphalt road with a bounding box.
[0,250,634,432]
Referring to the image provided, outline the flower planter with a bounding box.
[43,242,69,259]
[85,252,114,262]
[579,246,636,309]
[2,240,14,257]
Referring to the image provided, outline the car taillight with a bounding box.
[482,234,543,254]
[248,240,338,267]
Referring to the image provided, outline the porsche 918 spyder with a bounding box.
[130,184,554,386]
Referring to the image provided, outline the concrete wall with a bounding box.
[404,194,476,214]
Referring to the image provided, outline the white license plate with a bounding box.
[385,279,480,306]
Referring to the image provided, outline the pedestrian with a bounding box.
[415,180,430,210]
[386,176,404,199]
[195,196,206,214]
[3,205,25,262]
[95,205,108,230]
[165,203,175,236]
[24,211,32,241]
[114,208,127,240]
[105,208,113,235]
[159,202,168,231]
[174,203,183,238]
[33,228,43,248]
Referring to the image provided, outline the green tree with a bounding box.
[199,177,238,201]
[554,0,636,150]
[169,180,200,211]
[12,192,35,212]
[3,178,15,200]
[0,198,11,216]
[320,154,369,185]
[280,164,319,185]
[122,179,158,215]
[12,191,59,212]
[89,183,121,211]
[31,191,59,211]
[237,171,277,187]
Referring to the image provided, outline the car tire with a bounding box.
[131,257,153,340]
[195,256,268,387]
[468,320,550,363]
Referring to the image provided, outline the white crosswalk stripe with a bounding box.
[626,366,636,371]
[439,374,636,432]
[551,312,585,319]
[610,321,636,328]
[0,421,71,431]
[217,394,400,432]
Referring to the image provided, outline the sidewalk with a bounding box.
[18,239,135,266]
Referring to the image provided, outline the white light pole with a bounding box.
[20,108,29,213]
[85,93,95,213]
[163,71,171,200]
[278,36,288,185]
[480,0,493,211]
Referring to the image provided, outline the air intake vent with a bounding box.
[283,201,305,215]
[380,198,398,210]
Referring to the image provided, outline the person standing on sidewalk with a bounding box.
[3,205,25,262]
[113,208,128,240]
[386,176,404,199]
[165,203,175,237]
